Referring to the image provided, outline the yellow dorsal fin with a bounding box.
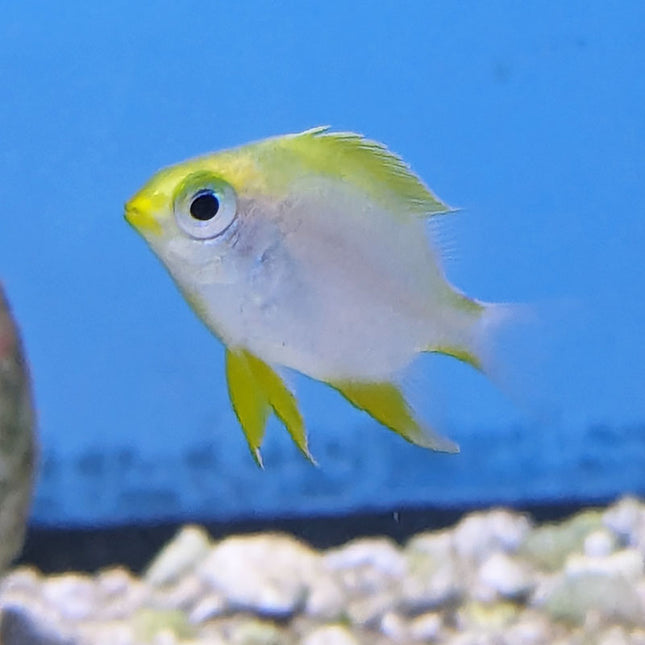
[329,380,459,453]
[226,348,315,465]
[280,127,452,217]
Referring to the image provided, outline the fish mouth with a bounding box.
[124,196,162,236]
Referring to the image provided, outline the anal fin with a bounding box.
[329,380,459,453]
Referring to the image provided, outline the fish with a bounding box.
[125,127,511,465]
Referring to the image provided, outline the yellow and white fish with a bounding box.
[125,127,510,465]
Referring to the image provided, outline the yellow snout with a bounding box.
[124,196,162,236]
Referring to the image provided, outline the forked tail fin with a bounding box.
[429,297,519,375]
[427,293,550,409]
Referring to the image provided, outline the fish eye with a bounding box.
[190,190,220,221]
[174,173,237,240]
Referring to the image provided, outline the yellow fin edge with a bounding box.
[429,345,483,372]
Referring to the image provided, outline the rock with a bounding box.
[95,567,150,620]
[317,537,406,624]
[456,600,520,632]
[95,566,150,620]
[303,571,346,621]
[0,565,41,597]
[403,528,461,612]
[95,566,133,596]
[502,611,555,645]
[0,570,70,642]
[520,509,604,571]
[300,625,360,645]
[538,571,645,627]
[597,625,636,645]
[150,572,207,613]
[408,611,443,641]
[227,617,289,645]
[584,529,618,557]
[564,549,644,581]
[0,604,75,645]
[379,610,409,640]
[145,525,212,587]
[199,533,318,618]
[5,500,645,644]
[324,537,406,594]
[448,630,504,645]
[625,628,645,645]
[406,529,453,561]
[400,548,464,612]
[604,497,645,555]
[637,580,645,617]
[344,590,397,627]
[132,607,194,642]
[189,592,227,623]
[41,573,97,621]
[604,497,643,542]
[476,551,535,601]
[0,284,37,573]
[76,620,135,645]
[452,509,532,562]
[190,627,229,645]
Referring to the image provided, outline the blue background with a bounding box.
[1,2,643,526]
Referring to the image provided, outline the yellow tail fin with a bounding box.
[427,294,519,379]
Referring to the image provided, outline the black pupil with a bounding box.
[190,191,220,221]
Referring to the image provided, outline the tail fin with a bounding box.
[427,294,559,412]
[433,294,536,382]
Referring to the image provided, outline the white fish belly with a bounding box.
[211,183,458,382]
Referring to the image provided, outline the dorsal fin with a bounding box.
[282,126,452,217]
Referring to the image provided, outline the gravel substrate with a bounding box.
[2,497,645,645]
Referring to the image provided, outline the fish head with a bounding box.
[124,150,281,292]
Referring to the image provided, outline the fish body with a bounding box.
[126,127,504,463]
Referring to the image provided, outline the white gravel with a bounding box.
[2,497,645,644]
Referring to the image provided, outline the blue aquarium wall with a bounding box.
[1,2,643,526]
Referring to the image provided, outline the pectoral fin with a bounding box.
[226,348,314,465]
[330,380,459,453]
